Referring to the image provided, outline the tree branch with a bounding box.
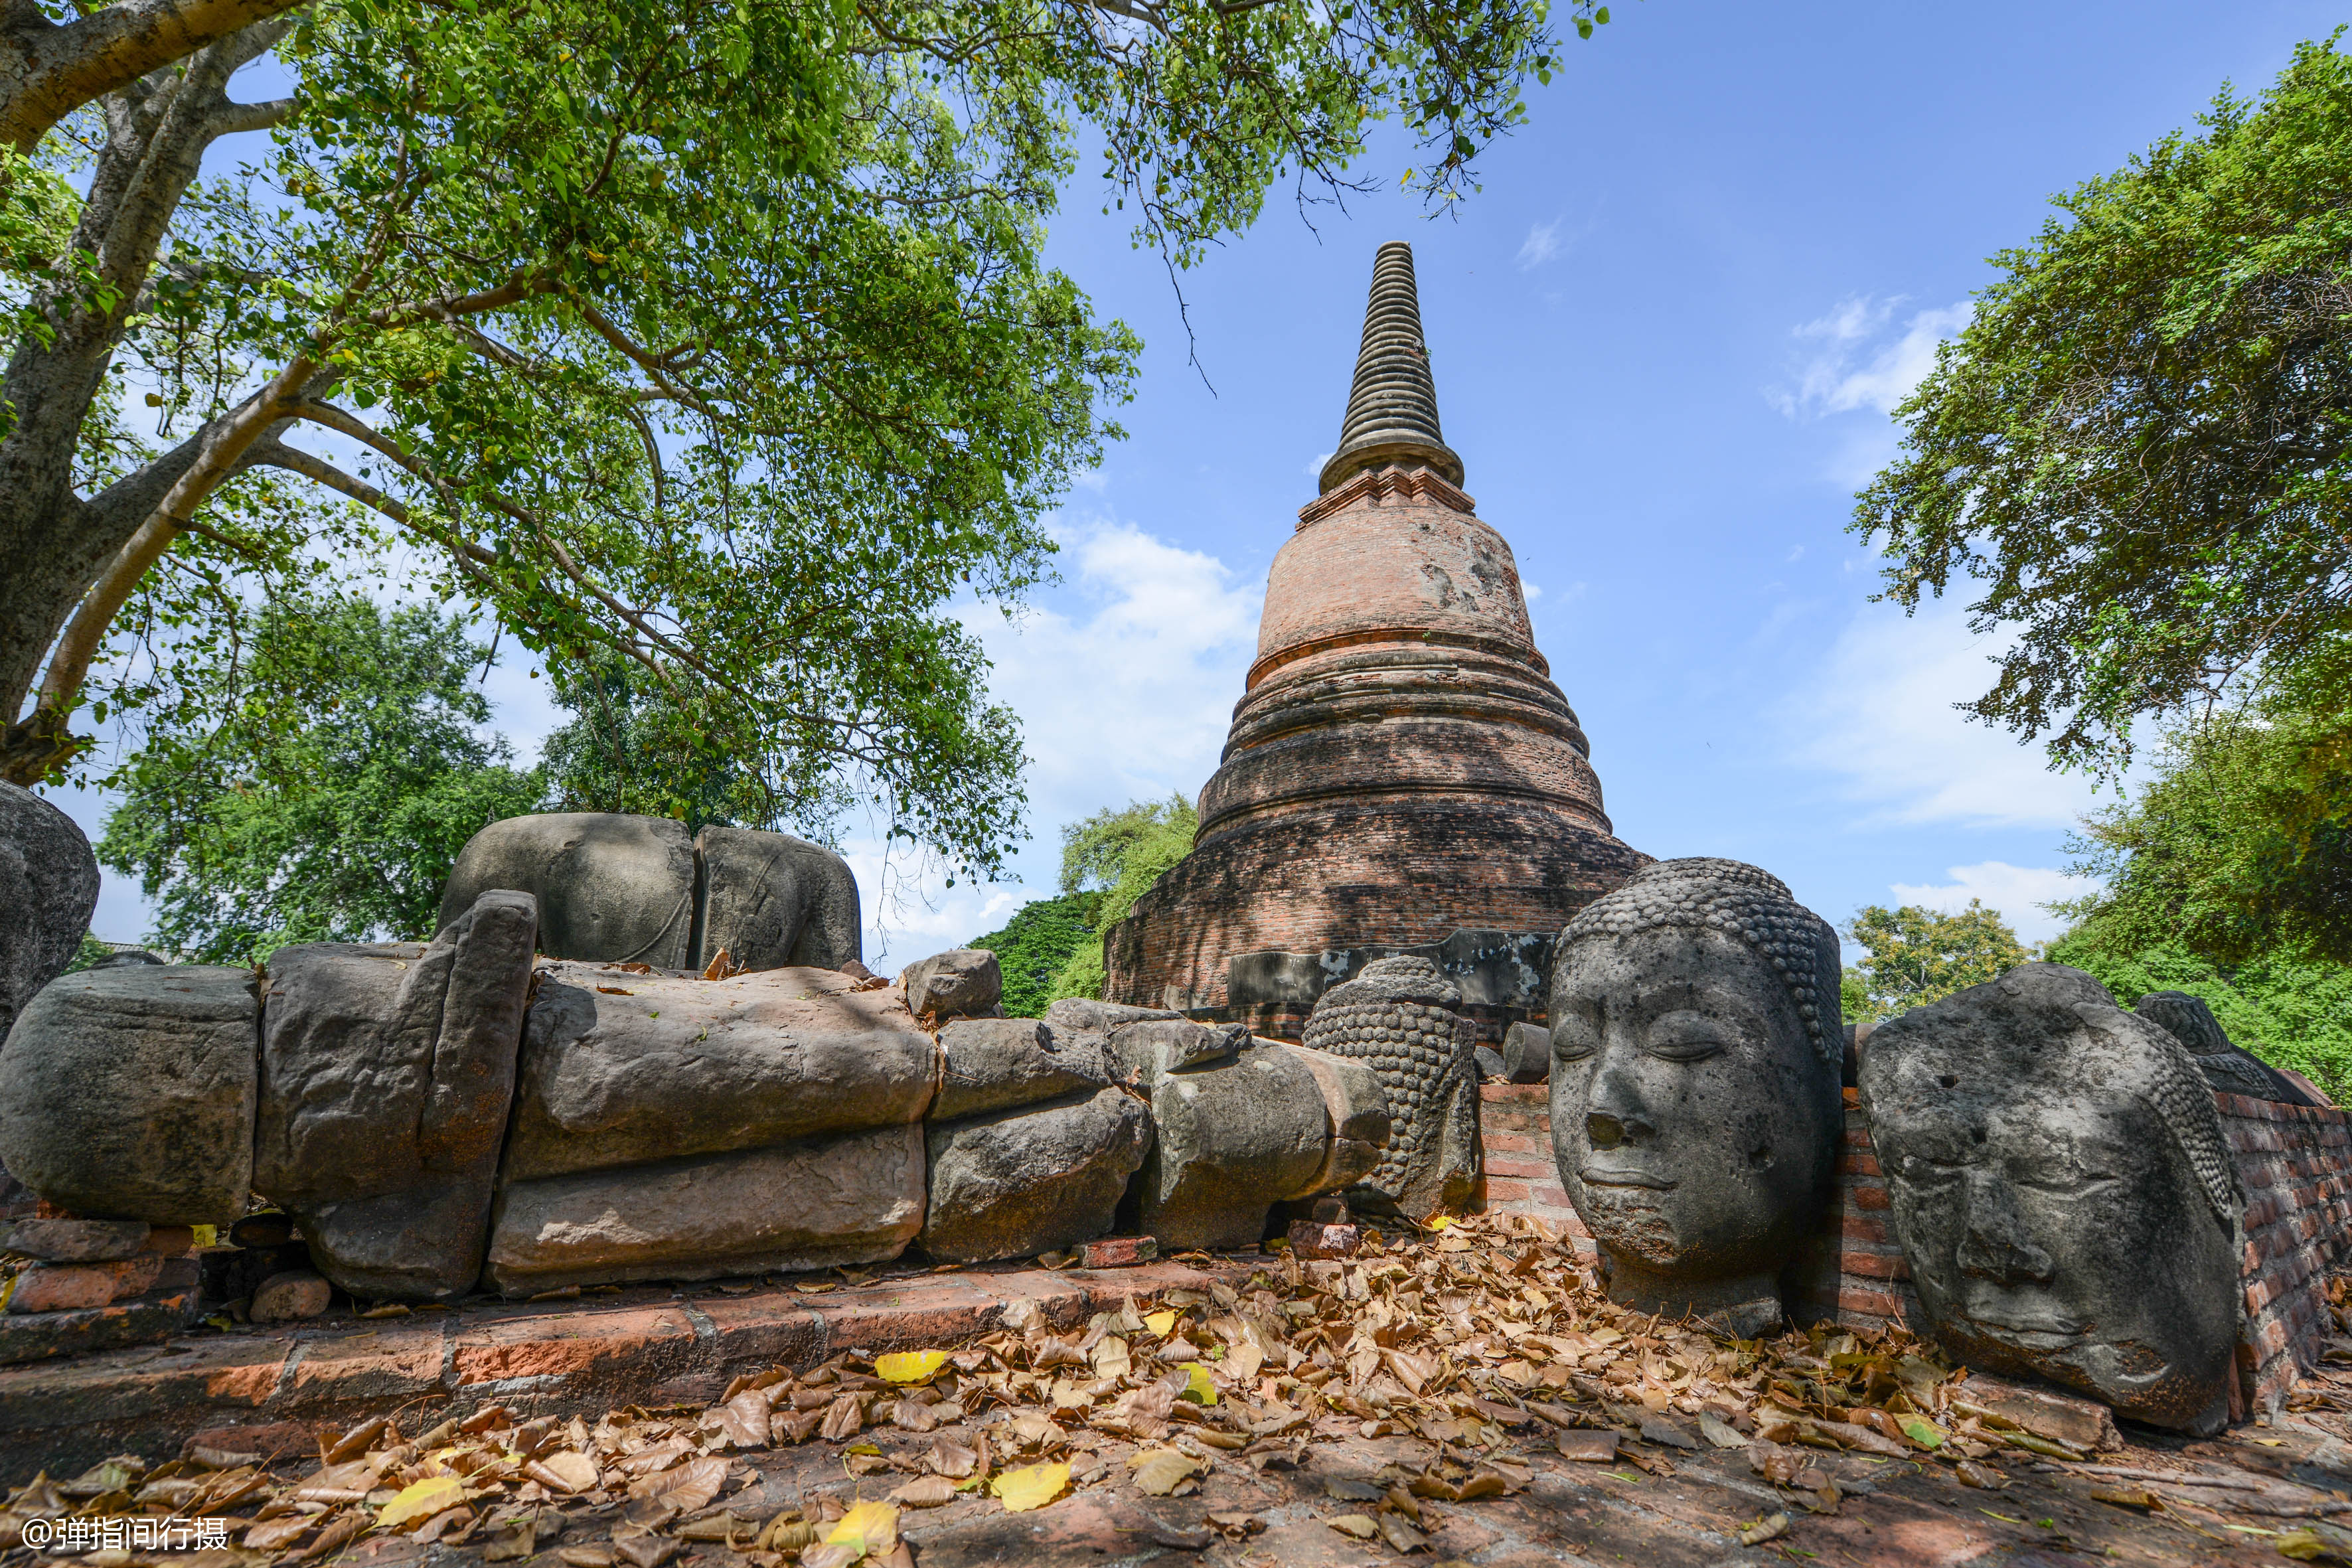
[0,0,310,153]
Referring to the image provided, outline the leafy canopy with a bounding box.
[2057,670,2352,967]
[1853,38,2352,773]
[11,0,1614,888]
[96,592,542,962]
[1842,900,2030,1024]
[969,893,1098,1018]
[1046,793,1196,1000]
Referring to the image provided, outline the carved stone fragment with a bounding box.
[1300,956,1478,1218]
[1860,963,2242,1433]
[1547,859,1843,1338]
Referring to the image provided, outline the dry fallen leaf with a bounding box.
[1129,1449,1202,1497]
[1326,1514,1379,1540]
[378,1476,467,1530]
[888,1475,960,1508]
[993,1463,1070,1513]
[876,1350,949,1383]
[824,1499,900,1557]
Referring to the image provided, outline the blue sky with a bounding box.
[56,0,2349,965]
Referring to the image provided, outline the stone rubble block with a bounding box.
[899,949,1003,1021]
[249,1271,333,1323]
[0,781,101,1046]
[0,965,258,1226]
[1045,998,1182,1034]
[7,1256,163,1314]
[1135,1041,1363,1252]
[483,1123,927,1293]
[503,963,939,1183]
[256,889,538,1300]
[0,1219,149,1263]
[1500,1021,1551,1083]
[1105,1018,1247,1079]
[441,813,698,969]
[931,1018,1109,1123]
[919,1087,1152,1265]
[1287,1046,1391,1197]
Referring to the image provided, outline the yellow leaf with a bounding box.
[1427,1215,1452,1231]
[1144,1310,1178,1337]
[380,1476,466,1529]
[1178,1364,1219,1406]
[823,1500,900,1557]
[1328,1514,1379,1539]
[1127,1449,1199,1496]
[876,1350,949,1384]
[992,1462,1069,1514]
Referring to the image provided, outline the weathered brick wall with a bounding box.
[1788,1098,1922,1334]
[2221,1091,2352,1409]
[1472,1084,1589,1249]
[1476,1083,2352,1413]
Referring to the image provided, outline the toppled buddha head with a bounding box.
[1859,963,2242,1433]
[1549,858,1844,1336]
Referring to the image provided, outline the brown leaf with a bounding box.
[888,1475,961,1508]
[613,1533,681,1568]
[1129,1449,1202,1496]
[925,1437,980,1479]
[244,1516,313,1551]
[1377,1512,1429,1553]
[714,1389,771,1449]
[297,1511,366,1561]
[627,1455,726,1514]
[820,1394,865,1443]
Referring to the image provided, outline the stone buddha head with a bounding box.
[1548,858,1843,1336]
[1859,963,2242,1432]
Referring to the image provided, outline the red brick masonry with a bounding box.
[1477,1083,2352,1414]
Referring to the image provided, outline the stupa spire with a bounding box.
[1317,241,1464,495]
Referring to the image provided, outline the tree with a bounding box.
[540,652,764,836]
[1047,793,1196,1000]
[1853,39,2352,773]
[2058,680,2352,967]
[96,591,542,961]
[1,0,1611,887]
[1842,900,2030,1023]
[969,893,1095,1018]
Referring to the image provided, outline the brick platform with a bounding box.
[0,1259,1242,1474]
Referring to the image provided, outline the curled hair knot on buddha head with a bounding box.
[1559,857,1844,1067]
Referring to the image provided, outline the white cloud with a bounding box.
[1523,582,1544,603]
[852,514,1263,969]
[1768,295,1969,422]
[1516,218,1565,271]
[1887,861,2100,946]
[1304,450,1332,479]
[1790,601,2110,830]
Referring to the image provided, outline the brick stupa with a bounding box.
[1103,242,1648,1038]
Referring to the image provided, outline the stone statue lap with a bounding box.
[1546,858,1844,1338]
[1859,963,2243,1433]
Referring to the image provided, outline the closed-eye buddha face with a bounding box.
[1548,860,1843,1336]
[1861,965,2241,1432]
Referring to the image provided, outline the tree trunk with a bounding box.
[0,23,286,781]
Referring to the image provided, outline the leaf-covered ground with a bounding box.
[13,1212,2352,1566]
